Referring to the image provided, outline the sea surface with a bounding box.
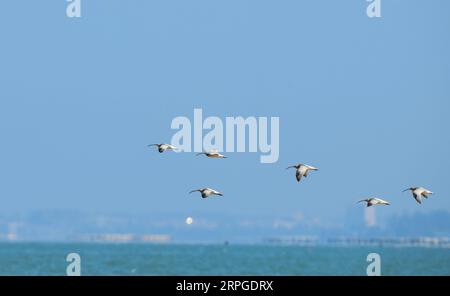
[0,243,449,275]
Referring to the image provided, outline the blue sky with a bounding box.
[0,1,449,226]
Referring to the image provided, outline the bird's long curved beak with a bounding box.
[402,188,410,192]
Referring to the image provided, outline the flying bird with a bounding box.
[357,197,390,207]
[189,188,223,199]
[286,164,318,182]
[196,150,227,158]
[148,143,177,153]
[403,187,433,204]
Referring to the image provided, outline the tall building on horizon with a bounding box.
[364,207,376,228]
[7,223,19,241]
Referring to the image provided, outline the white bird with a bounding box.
[148,143,177,153]
[357,197,390,207]
[286,164,318,182]
[189,188,223,199]
[403,187,433,204]
[196,150,227,158]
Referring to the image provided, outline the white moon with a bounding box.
[185,217,193,225]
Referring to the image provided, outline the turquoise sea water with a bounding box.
[0,243,449,275]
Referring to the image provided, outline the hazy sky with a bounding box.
[0,1,449,224]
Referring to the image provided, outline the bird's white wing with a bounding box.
[305,164,318,170]
[414,194,422,204]
[299,166,308,175]
[374,198,390,205]
[296,169,303,182]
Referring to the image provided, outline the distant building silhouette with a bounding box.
[7,223,19,241]
[364,207,376,227]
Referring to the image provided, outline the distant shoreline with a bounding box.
[1,236,450,248]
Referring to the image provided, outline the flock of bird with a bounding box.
[148,143,434,208]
